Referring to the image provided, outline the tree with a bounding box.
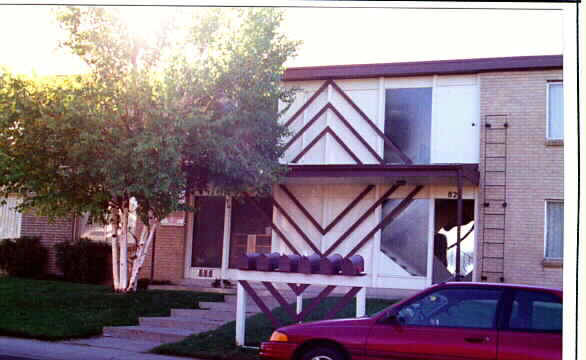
[0,6,299,292]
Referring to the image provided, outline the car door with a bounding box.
[366,286,503,360]
[497,289,562,360]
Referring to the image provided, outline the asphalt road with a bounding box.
[0,356,40,360]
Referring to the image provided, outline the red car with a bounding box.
[261,282,562,360]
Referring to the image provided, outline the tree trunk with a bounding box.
[119,206,129,291]
[127,220,159,292]
[111,213,120,290]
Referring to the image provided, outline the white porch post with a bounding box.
[356,287,366,317]
[296,294,303,320]
[235,281,247,346]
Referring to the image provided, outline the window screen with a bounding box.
[545,201,564,259]
[192,196,225,268]
[547,82,563,140]
[229,197,273,268]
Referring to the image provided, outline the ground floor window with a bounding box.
[545,200,563,260]
[0,196,21,239]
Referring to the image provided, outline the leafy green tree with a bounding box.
[0,6,299,292]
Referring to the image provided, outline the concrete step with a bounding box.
[103,325,193,343]
[171,308,238,322]
[139,317,219,332]
[63,336,163,353]
[199,301,262,313]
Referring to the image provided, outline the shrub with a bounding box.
[55,238,111,284]
[0,236,48,278]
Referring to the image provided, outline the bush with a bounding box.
[55,238,111,284]
[0,236,48,278]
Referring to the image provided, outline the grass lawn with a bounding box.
[0,276,223,340]
[153,296,396,360]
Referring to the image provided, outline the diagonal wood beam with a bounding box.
[279,185,324,234]
[287,283,311,296]
[297,285,336,322]
[323,184,402,256]
[346,185,424,257]
[323,287,362,320]
[239,280,282,328]
[324,185,376,234]
[262,282,297,321]
[285,80,332,127]
[329,80,412,165]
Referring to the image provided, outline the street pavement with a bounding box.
[0,337,195,360]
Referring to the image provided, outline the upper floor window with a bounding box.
[545,200,563,260]
[547,82,563,140]
[384,88,432,164]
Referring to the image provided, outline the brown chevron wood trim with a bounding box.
[291,127,361,164]
[326,128,363,164]
[272,198,322,256]
[323,184,402,256]
[346,185,424,257]
[329,80,413,165]
[278,185,325,234]
[323,287,362,319]
[284,80,332,127]
[328,104,384,164]
[283,104,329,151]
[324,184,375,234]
[261,281,297,321]
[296,285,336,322]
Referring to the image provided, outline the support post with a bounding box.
[455,170,463,281]
[236,281,247,346]
[296,294,303,321]
[356,287,366,317]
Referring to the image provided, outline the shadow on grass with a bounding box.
[0,276,223,341]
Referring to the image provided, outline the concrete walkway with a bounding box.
[0,336,196,360]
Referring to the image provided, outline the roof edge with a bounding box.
[282,55,563,82]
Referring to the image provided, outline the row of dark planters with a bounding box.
[239,253,365,276]
[0,236,111,284]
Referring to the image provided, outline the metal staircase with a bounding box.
[480,115,508,283]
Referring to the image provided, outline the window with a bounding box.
[384,88,432,164]
[545,201,564,259]
[0,196,22,239]
[192,196,226,268]
[508,290,562,332]
[396,287,502,329]
[547,82,563,140]
[229,197,273,268]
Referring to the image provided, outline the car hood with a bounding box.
[279,317,374,332]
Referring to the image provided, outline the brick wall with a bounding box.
[478,69,563,288]
[139,224,186,282]
[20,214,75,274]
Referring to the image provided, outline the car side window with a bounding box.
[396,288,502,329]
[508,290,562,332]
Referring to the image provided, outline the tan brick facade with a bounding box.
[139,224,186,282]
[20,214,75,273]
[478,69,563,288]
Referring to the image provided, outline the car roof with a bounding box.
[435,281,562,295]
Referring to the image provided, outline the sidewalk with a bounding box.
[0,336,197,360]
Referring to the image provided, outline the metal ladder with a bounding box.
[480,115,508,283]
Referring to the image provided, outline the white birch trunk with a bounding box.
[111,216,120,290]
[127,220,159,291]
[119,206,129,291]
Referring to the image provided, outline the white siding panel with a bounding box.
[0,197,22,239]
[431,84,480,164]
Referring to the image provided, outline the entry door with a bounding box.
[191,196,226,271]
[366,287,502,360]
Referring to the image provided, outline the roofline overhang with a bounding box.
[282,55,563,82]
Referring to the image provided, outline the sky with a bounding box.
[0,4,564,75]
